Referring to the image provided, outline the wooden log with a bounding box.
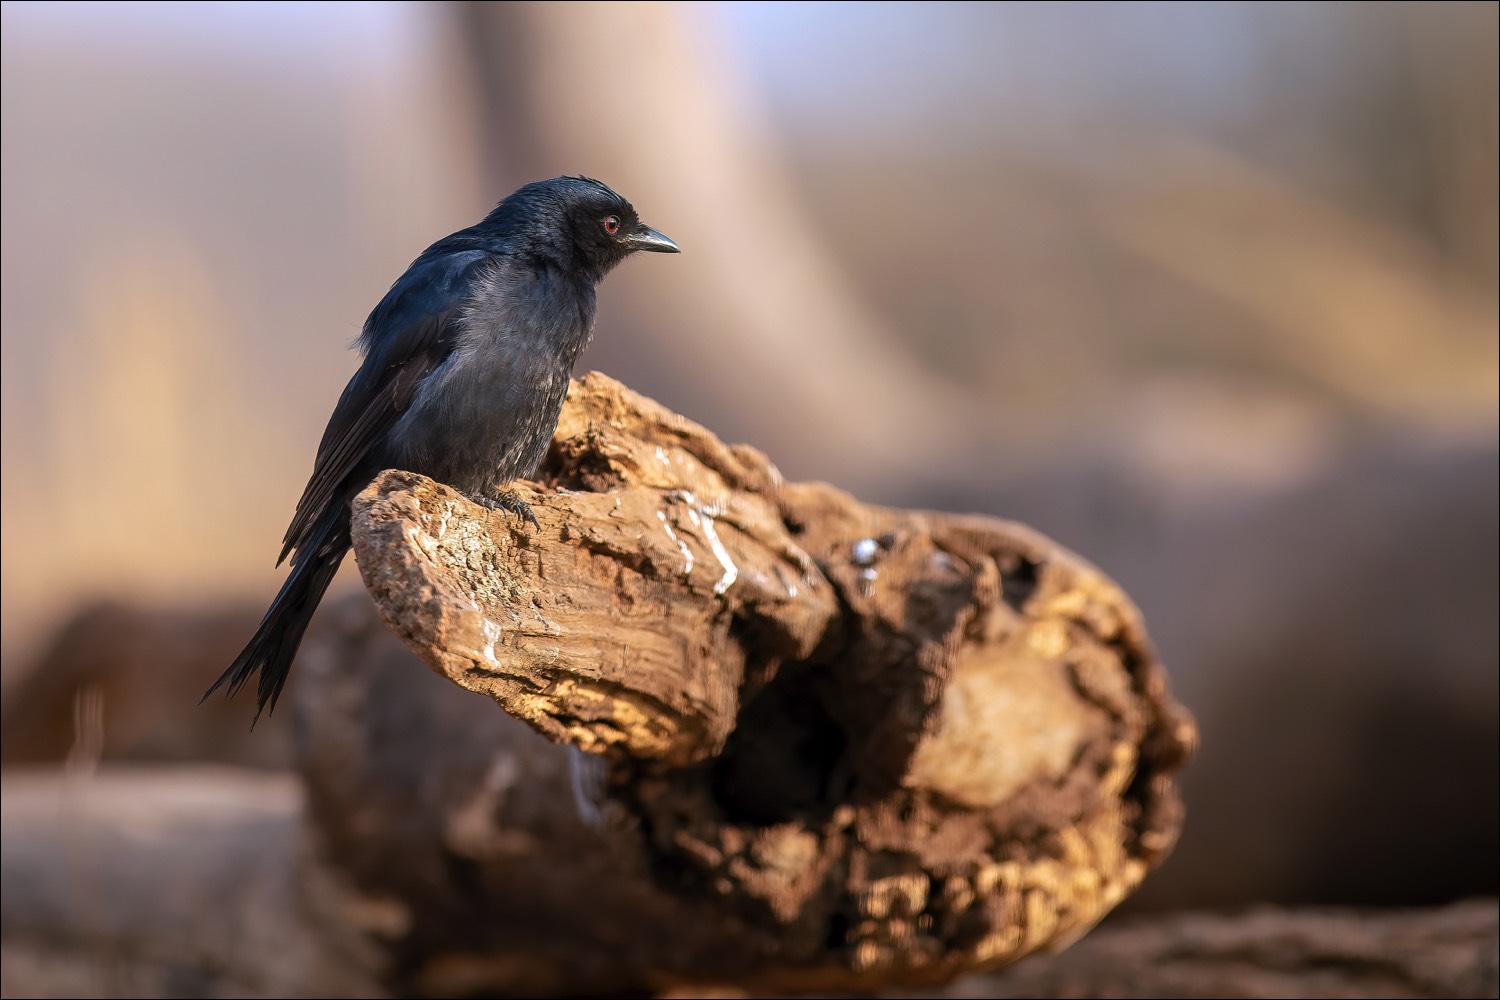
[309,371,1196,994]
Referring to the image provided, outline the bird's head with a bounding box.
[488,176,679,282]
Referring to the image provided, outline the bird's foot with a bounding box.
[475,488,540,530]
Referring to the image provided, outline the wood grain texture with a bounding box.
[326,371,1195,993]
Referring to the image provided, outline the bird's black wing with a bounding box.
[278,249,490,565]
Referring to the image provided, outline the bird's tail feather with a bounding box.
[204,512,350,720]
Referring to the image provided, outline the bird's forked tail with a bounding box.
[204,511,350,721]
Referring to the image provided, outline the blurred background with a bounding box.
[2,0,1496,916]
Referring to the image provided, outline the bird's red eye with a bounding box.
[602,215,621,236]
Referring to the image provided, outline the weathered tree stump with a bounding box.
[300,372,1195,995]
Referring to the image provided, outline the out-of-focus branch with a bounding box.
[925,901,1500,1000]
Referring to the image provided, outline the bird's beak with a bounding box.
[623,226,680,253]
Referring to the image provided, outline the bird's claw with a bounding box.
[477,489,539,530]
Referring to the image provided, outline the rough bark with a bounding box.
[311,371,1195,994]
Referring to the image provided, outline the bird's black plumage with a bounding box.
[208,177,679,718]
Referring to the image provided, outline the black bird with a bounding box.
[207,176,679,718]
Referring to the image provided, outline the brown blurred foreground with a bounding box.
[2,762,1493,998]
